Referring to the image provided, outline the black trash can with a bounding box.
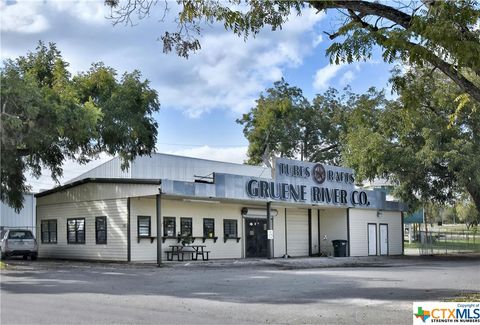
[332,239,348,257]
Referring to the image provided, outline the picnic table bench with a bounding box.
[166,245,210,261]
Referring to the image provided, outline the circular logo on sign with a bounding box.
[312,164,326,184]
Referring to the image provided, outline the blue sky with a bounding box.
[1,0,394,191]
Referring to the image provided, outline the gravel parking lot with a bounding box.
[1,255,479,324]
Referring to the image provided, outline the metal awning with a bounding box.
[404,210,424,224]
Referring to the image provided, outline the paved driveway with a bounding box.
[1,256,479,324]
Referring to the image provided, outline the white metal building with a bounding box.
[67,154,271,183]
[1,193,36,233]
[35,154,405,262]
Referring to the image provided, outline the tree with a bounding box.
[1,42,160,210]
[343,65,480,214]
[105,0,480,106]
[237,79,350,167]
[424,202,457,224]
[309,87,378,165]
[237,79,379,167]
[236,79,306,167]
[455,195,479,229]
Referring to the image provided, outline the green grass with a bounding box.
[404,241,480,252]
[416,224,478,234]
[445,292,480,302]
[438,225,478,233]
[0,261,6,270]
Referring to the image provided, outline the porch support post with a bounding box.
[308,209,312,256]
[266,201,274,259]
[127,197,131,262]
[346,208,351,257]
[401,211,405,255]
[156,191,162,267]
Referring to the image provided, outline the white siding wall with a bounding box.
[36,199,128,261]
[129,199,289,261]
[286,208,309,257]
[319,208,348,256]
[130,197,157,261]
[130,199,250,261]
[163,200,247,260]
[349,209,403,256]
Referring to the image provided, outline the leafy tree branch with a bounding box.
[0,42,160,211]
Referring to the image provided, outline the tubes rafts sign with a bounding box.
[246,158,371,207]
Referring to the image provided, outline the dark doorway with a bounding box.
[245,218,268,258]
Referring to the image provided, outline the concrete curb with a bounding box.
[3,254,480,271]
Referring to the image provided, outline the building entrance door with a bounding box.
[245,218,268,258]
[379,224,388,255]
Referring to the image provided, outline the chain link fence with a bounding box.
[413,230,480,255]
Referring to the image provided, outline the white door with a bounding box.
[379,224,388,255]
[368,223,377,256]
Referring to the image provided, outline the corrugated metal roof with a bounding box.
[68,153,271,183]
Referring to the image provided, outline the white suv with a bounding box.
[0,229,38,260]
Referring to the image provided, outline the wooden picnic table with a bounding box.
[166,245,210,261]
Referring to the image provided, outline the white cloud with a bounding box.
[0,1,49,33]
[312,34,323,47]
[1,3,327,118]
[340,70,355,86]
[0,0,107,34]
[283,8,325,32]
[50,1,107,24]
[313,63,345,91]
[154,7,326,117]
[1,2,393,120]
[165,146,248,164]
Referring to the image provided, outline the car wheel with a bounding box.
[31,254,37,261]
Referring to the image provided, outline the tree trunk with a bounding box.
[309,1,412,29]
[466,184,480,216]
